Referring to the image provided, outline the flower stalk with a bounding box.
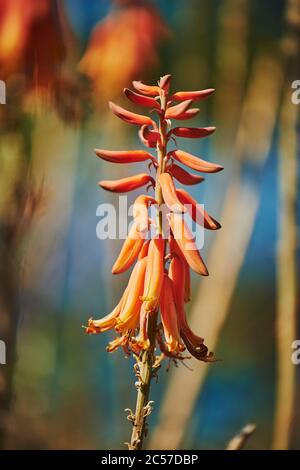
[128,85,168,451]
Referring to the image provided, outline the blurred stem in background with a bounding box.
[149,51,284,450]
[213,0,249,152]
[0,111,41,448]
[272,0,299,450]
[226,423,256,450]
[50,125,86,408]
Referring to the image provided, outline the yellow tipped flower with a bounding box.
[116,257,147,332]
[86,288,128,334]
[133,303,151,352]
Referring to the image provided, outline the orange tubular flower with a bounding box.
[142,237,165,313]
[132,81,160,96]
[115,257,147,332]
[160,274,185,353]
[169,236,191,303]
[171,88,215,102]
[170,107,201,121]
[168,163,205,186]
[165,100,193,119]
[169,256,214,362]
[99,173,155,193]
[170,126,216,139]
[124,88,160,109]
[169,149,224,173]
[112,222,146,274]
[109,101,154,126]
[86,287,128,334]
[168,213,209,276]
[87,74,222,361]
[138,240,150,260]
[95,149,156,164]
[158,173,186,213]
[176,188,221,230]
[138,125,161,148]
[133,195,156,232]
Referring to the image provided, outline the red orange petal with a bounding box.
[116,257,147,332]
[159,74,172,93]
[171,88,215,102]
[169,149,223,173]
[95,148,155,164]
[176,188,221,230]
[133,194,156,232]
[132,80,160,96]
[168,213,208,276]
[172,108,200,121]
[171,126,216,139]
[165,100,192,119]
[109,101,153,126]
[138,125,161,148]
[124,88,160,108]
[112,223,146,274]
[160,274,185,352]
[99,173,155,193]
[142,237,165,312]
[168,163,205,186]
[169,236,191,303]
[159,173,186,213]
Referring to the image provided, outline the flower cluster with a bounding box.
[86,74,223,362]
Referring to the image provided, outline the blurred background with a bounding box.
[0,0,299,450]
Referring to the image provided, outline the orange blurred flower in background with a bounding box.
[79,0,170,104]
[0,0,70,91]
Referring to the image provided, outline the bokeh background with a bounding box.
[0,0,299,450]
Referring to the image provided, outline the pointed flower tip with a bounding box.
[159,74,172,92]
[215,164,224,172]
[124,87,160,108]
